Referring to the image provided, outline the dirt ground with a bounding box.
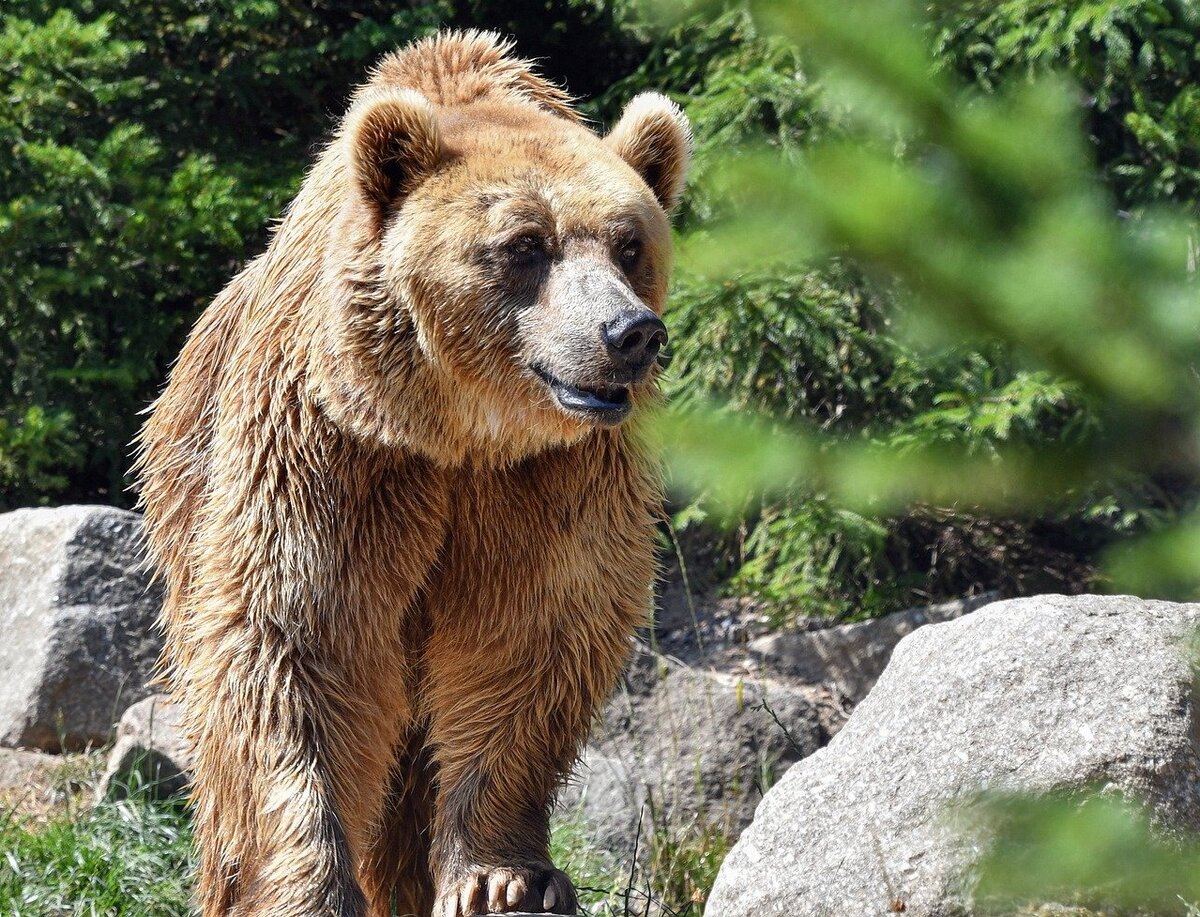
[0,748,104,825]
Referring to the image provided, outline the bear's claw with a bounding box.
[435,865,577,916]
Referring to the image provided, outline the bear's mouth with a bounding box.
[531,365,631,424]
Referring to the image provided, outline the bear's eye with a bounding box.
[618,239,643,272]
[507,235,545,262]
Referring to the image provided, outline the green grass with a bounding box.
[552,803,733,916]
[550,814,626,914]
[641,818,731,916]
[0,791,728,917]
[0,795,194,916]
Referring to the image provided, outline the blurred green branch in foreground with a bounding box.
[4,0,1192,617]
[970,790,1200,914]
[650,1,1200,911]
[654,0,1200,598]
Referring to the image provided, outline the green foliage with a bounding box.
[666,266,903,426]
[3,0,1197,616]
[971,790,1200,914]
[661,265,920,619]
[649,0,1199,616]
[0,406,83,506]
[641,818,731,914]
[598,8,826,225]
[552,806,731,915]
[932,0,1200,212]
[0,798,194,916]
[549,814,625,913]
[0,0,646,508]
[649,3,1200,910]
[10,3,1198,911]
[0,5,297,505]
[0,793,722,917]
[454,0,644,105]
[660,257,1116,618]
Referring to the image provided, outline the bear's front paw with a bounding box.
[434,864,577,917]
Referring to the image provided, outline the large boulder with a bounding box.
[0,506,164,751]
[708,595,1200,917]
[0,747,62,804]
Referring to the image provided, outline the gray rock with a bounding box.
[557,749,647,854]
[0,746,97,819]
[99,693,192,799]
[748,593,997,704]
[0,505,163,751]
[708,595,1200,917]
[559,647,827,856]
[0,747,60,792]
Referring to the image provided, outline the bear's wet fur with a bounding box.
[135,30,690,917]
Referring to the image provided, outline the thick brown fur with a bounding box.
[135,30,690,917]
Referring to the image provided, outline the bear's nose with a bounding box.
[602,309,668,379]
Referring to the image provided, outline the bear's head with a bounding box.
[331,58,691,462]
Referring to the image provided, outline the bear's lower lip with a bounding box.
[531,365,632,424]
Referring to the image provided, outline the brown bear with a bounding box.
[134,30,691,917]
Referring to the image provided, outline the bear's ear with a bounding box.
[345,89,443,210]
[605,92,693,214]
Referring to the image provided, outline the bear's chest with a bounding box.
[426,445,657,623]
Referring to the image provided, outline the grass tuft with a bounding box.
[0,794,194,917]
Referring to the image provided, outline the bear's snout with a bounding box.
[602,309,667,382]
[521,255,670,426]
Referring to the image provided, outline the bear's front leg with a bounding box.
[182,621,402,917]
[423,633,594,917]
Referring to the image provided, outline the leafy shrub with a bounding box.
[2,0,1195,620]
[932,0,1200,212]
[971,789,1200,914]
[648,1,1196,620]
[0,0,643,508]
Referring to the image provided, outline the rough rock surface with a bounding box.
[0,747,100,820]
[708,595,1200,917]
[558,595,999,856]
[99,693,192,799]
[0,506,163,751]
[0,747,60,795]
[557,748,647,854]
[558,646,830,855]
[748,593,997,704]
